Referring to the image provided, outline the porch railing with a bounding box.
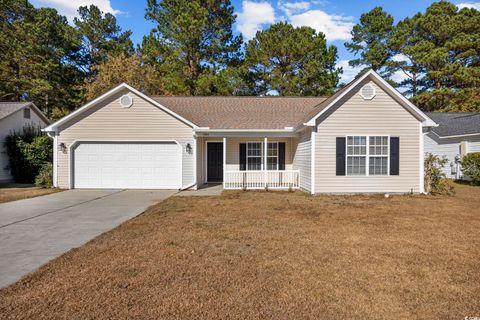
[224,170,300,190]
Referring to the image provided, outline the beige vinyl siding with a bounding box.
[56,89,195,189]
[315,80,421,193]
[292,129,311,192]
[198,137,295,184]
[0,107,48,182]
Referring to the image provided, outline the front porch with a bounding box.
[196,134,301,190]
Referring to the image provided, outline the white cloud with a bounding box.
[336,60,363,84]
[278,1,310,16]
[236,1,276,39]
[31,0,121,21]
[457,2,480,10]
[288,9,354,41]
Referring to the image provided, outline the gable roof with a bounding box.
[304,70,437,128]
[43,83,198,132]
[152,96,327,129]
[426,112,480,138]
[0,102,50,124]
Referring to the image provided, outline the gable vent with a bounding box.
[360,84,376,100]
[120,94,133,108]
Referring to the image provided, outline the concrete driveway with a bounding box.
[0,189,176,288]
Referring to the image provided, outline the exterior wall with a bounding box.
[56,89,195,189]
[292,129,311,192]
[0,107,47,183]
[315,79,422,193]
[424,132,480,179]
[198,136,295,184]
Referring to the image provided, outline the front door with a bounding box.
[207,142,223,182]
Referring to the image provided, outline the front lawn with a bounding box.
[1,184,479,319]
[0,184,61,204]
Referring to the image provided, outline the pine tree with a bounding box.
[244,22,340,96]
[74,5,134,76]
[345,7,394,75]
[143,0,242,95]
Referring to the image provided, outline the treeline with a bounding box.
[0,0,479,120]
[346,1,480,111]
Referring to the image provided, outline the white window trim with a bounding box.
[345,135,390,177]
[246,141,279,171]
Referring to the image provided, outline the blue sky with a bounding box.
[31,0,480,83]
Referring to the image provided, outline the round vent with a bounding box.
[360,84,376,100]
[119,94,133,108]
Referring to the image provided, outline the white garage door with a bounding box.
[73,142,182,189]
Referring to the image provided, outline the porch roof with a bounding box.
[152,96,327,129]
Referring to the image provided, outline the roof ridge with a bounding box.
[151,95,331,99]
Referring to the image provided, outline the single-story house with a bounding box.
[43,70,438,194]
[424,112,480,179]
[0,102,50,183]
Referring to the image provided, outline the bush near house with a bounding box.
[424,153,455,195]
[461,152,480,185]
[5,126,52,186]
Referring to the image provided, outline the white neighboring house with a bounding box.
[43,70,438,194]
[0,102,50,183]
[425,112,480,180]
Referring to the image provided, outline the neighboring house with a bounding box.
[43,70,437,194]
[0,102,50,183]
[424,112,480,179]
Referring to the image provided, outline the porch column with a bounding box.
[223,137,226,188]
[264,136,268,187]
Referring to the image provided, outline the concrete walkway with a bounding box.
[0,189,176,288]
[175,184,223,197]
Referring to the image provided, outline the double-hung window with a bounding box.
[369,136,388,175]
[347,136,367,175]
[246,142,280,171]
[267,142,278,170]
[346,136,389,176]
[247,142,262,170]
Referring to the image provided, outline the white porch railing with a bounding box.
[224,170,300,190]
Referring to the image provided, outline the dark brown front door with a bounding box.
[207,142,223,182]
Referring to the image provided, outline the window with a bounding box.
[347,136,366,175]
[346,136,389,176]
[23,108,30,119]
[246,142,280,171]
[267,142,278,170]
[369,136,388,175]
[247,142,262,170]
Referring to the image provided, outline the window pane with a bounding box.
[347,156,366,175]
[369,136,388,156]
[267,157,277,170]
[267,143,278,156]
[369,156,388,175]
[247,157,262,170]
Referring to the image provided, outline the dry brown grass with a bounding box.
[0,184,61,204]
[1,184,479,319]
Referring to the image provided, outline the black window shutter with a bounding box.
[278,143,286,170]
[390,137,400,175]
[239,143,246,171]
[336,137,346,176]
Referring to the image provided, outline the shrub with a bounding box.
[5,125,52,183]
[424,153,455,195]
[35,162,53,188]
[461,152,480,185]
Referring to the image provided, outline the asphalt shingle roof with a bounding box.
[426,112,480,137]
[0,102,31,120]
[152,96,328,129]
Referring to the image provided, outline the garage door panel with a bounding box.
[73,142,181,189]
